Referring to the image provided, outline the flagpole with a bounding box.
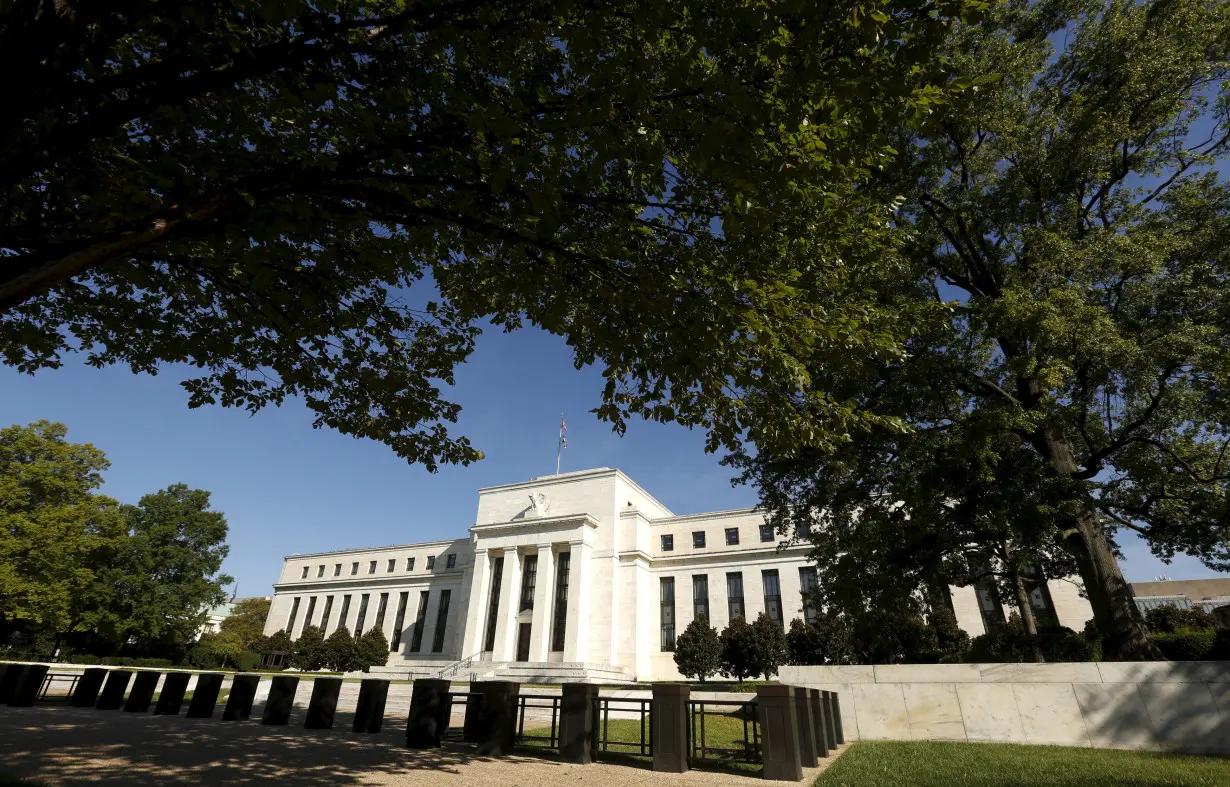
[556,414,563,475]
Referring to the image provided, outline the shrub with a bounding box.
[291,626,329,671]
[1151,630,1216,661]
[718,616,758,683]
[964,626,1094,663]
[1145,606,1212,634]
[674,615,722,681]
[186,647,223,670]
[749,613,789,680]
[787,618,826,666]
[234,650,261,671]
[324,628,362,672]
[356,628,390,671]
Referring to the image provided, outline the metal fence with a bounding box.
[443,691,470,742]
[591,697,653,758]
[38,673,80,703]
[516,695,561,749]
[687,699,761,765]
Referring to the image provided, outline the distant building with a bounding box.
[1129,578,1230,615]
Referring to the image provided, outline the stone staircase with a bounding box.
[353,659,636,684]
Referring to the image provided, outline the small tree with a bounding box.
[219,598,272,650]
[290,625,328,671]
[356,628,390,672]
[674,615,722,682]
[786,619,826,666]
[324,628,362,673]
[263,629,292,654]
[718,616,758,685]
[749,613,789,680]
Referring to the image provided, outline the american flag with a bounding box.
[559,414,568,448]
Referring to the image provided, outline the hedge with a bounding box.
[65,655,174,668]
[1150,629,1217,661]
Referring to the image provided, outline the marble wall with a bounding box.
[780,661,1230,755]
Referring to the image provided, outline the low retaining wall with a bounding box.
[779,662,1230,755]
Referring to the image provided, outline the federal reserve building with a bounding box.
[265,467,1093,682]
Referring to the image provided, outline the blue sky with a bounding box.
[3,322,1226,597]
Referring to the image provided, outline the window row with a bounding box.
[659,566,818,651]
[298,553,457,580]
[659,524,776,552]
[283,587,453,654]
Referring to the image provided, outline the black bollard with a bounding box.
[154,672,192,715]
[793,686,819,767]
[72,668,108,708]
[261,675,299,725]
[651,683,690,774]
[406,678,452,748]
[222,674,260,721]
[96,670,133,710]
[809,689,829,757]
[558,683,597,764]
[464,681,521,756]
[0,664,25,704]
[304,677,343,729]
[821,691,838,749]
[186,673,226,719]
[353,678,390,734]
[123,671,161,713]
[828,691,845,744]
[757,684,804,782]
[9,664,49,707]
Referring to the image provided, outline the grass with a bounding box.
[577,709,761,773]
[815,741,1230,787]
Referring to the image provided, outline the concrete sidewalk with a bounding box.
[0,706,842,786]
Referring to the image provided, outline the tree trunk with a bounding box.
[1038,432,1161,660]
[1010,567,1044,663]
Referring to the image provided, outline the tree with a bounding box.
[356,628,391,672]
[787,619,831,666]
[1,0,984,472]
[719,617,759,684]
[731,0,1230,660]
[324,627,362,673]
[291,625,329,671]
[0,421,126,645]
[219,597,271,650]
[749,613,790,680]
[87,484,233,653]
[673,615,722,682]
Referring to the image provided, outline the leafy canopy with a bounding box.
[2,0,985,470]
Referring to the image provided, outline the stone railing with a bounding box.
[779,661,1230,755]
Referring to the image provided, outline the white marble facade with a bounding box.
[265,467,1092,681]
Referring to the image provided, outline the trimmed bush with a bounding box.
[675,615,722,681]
[186,647,224,669]
[234,650,261,671]
[1151,629,1216,661]
[964,626,1095,663]
[1144,606,1212,634]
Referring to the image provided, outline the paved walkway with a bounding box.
[0,707,843,786]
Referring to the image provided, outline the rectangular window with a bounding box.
[551,552,571,652]
[446,554,457,569]
[431,589,452,653]
[407,557,415,571]
[374,592,389,631]
[483,556,505,652]
[692,531,706,549]
[304,596,317,628]
[519,554,539,612]
[409,591,430,652]
[387,559,396,573]
[725,528,740,546]
[762,570,783,627]
[354,593,370,635]
[338,594,352,631]
[317,565,325,578]
[320,596,334,631]
[351,562,359,576]
[727,573,745,620]
[799,567,819,625]
[390,591,409,651]
[286,597,301,633]
[426,555,436,571]
[661,534,674,551]
[660,577,676,651]
[333,563,341,577]
[368,560,377,575]
[300,566,309,579]
[693,575,709,621]
[759,524,774,542]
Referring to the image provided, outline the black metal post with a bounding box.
[406,678,452,748]
[793,686,819,767]
[8,664,49,707]
[223,674,260,721]
[72,668,108,708]
[304,677,343,729]
[123,671,161,713]
[559,683,597,763]
[154,672,192,715]
[354,678,390,733]
[808,689,829,757]
[756,684,804,782]
[651,683,689,773]
[261,675,300,725]
[464,680,521,756]
[186,673,225,718]
[96,670,132,710]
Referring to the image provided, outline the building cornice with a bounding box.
[651,507,763,525]
[469,512,600,535]
[477,467,676,517]
[273,570,466,593]
[282,538,469,562]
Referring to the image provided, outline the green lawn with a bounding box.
[816,741,1230,787]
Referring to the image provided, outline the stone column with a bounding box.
[793,686,819,767]
[757,684,803,782]
[72,668,108,708]
[304,677,343,729]
[186,673,225,718]
[528,544,555,661]
[8,664,49,707]
[460,548,491,657]
[809,689,829,757]
[492,550,524,662]
[261,675,300,725]
[223,674,260,720]
[354,678,390,733]
[651,683,689,773]
[123,671,161,713]
[463,680,521,756]
[820,691,838,749]
[406,678,452,748]
[154,672,192,716]
[96,670,132,710]
[563,540,592,663]
[558,683,598,764]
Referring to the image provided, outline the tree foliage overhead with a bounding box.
[1,0,985,470]
[219,597,272,650]
[733,0,1230,660]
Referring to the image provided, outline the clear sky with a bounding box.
[5,320,1227,598]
